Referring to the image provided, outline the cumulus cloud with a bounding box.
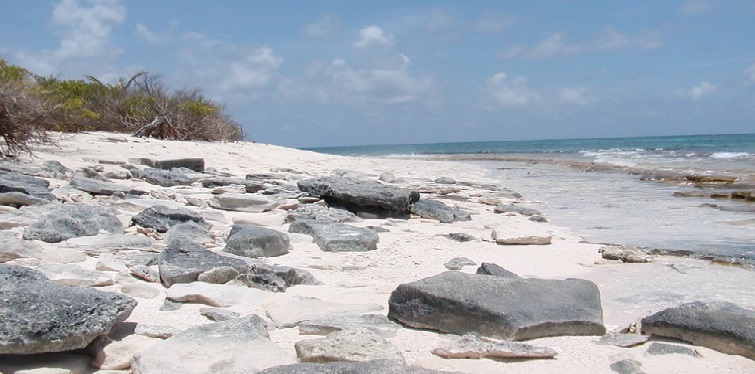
[745,63,755,82]
[135,23,171,44]
[485,72,540,108]
[501,33,582,60]
[501,29,662,60]
[51,0,126,58]
[688,81,715,100]
[217,47,283,92]
[304,14,339,38]
[558,88,591,105]
[354,25,394,48]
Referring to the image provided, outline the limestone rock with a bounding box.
[200,307,242,322]
[610,359,645,374]
[444,257,476,270]
[434,177,456,184]
[295,328,405,363]
[491,225,552,245]
[297,176,419,217]
[208,193,279,213]
[494,205,542,217]
[0,192,52,207]
[595,333,649,348]
[475,262,520,278]
[223,224,290,258]
[23,203,123,243]
[69,176,146,196]
[63,234,154,256]
[265,297,384,328]
[197,266,240,284]
[432,335,558,359]
[410,199,471,223]
[644,342,701,357]
[0,231,42,262]
[131,157,205,172]
[289,220,378,252]
[37,263,114,287]
[130,168,193,187]
[240,262,320,292]
[299,314,400,338]
[165,282,271,308]
[157,237,247,287]
[599,245,653,263]
[0,171,55,201]
[131,205,208,233]
[285,204,360,224]
[258,360,445,374]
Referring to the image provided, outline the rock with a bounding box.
[200,176,247,188]
[0,231,42,262]
[610,359,645,374]
[42,160,72,178]
[475,262,520,278]
[0,192,52,207]
[285,204,360,224]
[200,307,242,322]
[432,334,558,359]
[131,205,208,233]
[599,245,653,263]
[197,266,240,284]
[258,360,444,374]
[388,271,605,341]
[491,226,552,245]
[129,265,160,283]
[299,314,400,338]
[69,176,145,196]
[265,297,384,328]
[37,263,114,287]
[410,199,471,223]
[166,282,271,308]
[131,157,205,172]
[0,171,55,201]
[379,172,396,183]
[295,328,405,363]
[63,234,154,256]
[289,220,379,252]
[131,315,295,374]
[223,224,290,258]
[641,301,755,359]
[297,176,419,217]
[434,177,456,184]
[23,203,124,243]
[494,205,542,217]
[595,333,649,348]
[444,232,475,242]
[90,334,155,370]
[120,283,160,299]
[529,215,548,223]
[644,342,701,357]
[130,168,193,187]
[444,257,476,270]
[208,193,279,213]
[240,262,320,292]
[159,300,182,311]
[163,221,213,245]
[0,264,136,354]
[157,237,248,287]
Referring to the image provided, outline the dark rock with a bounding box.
[410,199,471,223]
[0,264,136,354]
[69,175,146,196]
[0,171,55,201]
[208,193,279,213]
[131,205,208,233]
[133,157,205,172]
[494,205,542,217]
[610,359,645,374]
[289,220,379,252]
[23,202,124,243]
[444,257,476,270]
[285,205,360,224]
[645,342,701,357]
[297,177,419,217]
[223,224,290,258]
[239,262,320,292]
[0,192,51,207]
[445,232,475,242]
[130,168,193,187]
[157,237,248,287]
[163,221,213,245]
[388,271,605,341]
[475,262,520,278]
[641,301,755,359]
[200,177,247,188]
[258,360,444,374]
[434,177,456,184]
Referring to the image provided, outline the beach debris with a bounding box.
[22,202,123,243]
[131,205,209,233]
[475,262,520,278]
[257,360,446,374]
[645,342,701,357]
[444,256,476,270]
[432,334,558,359]
[410,199,471,223]
[289,220,378,252]
[157,237,247,287]
[599,245,653,263]
[294,328,405,363]
[641,301,755,360]
[297,176,419,218]
[223,224,290,258]
[388,271,605,340]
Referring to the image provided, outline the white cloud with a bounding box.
[502,29,662,60]
[135,23,171,44]
[595,28,663,51]
[354,25,394,49]
[304,14,339,38]
[485,72,540,108]
[501,33,582,60]
[51,0,126,58]
[558,88,591,105]
[689,81,715,100]
[745,63,755,82]
[218,47,283,91]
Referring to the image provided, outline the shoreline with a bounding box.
[0,132,753,373]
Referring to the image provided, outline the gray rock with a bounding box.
[388,271,605,341]
[120,283,160,299]
[265,297,384,328]
[0,264,136,354]
[69,176,146,196]
[289,220,378,252]
[197,266,240,284]
[165,282,271,308]
[529,215,548,223]
[163,221,213,244]
[63,234,154,256]
[299,314,399,338]
[0,231,42,262]
[131,168,193,187]
[0,171,55,201]
[160,300,182,311]
[37,263,114,287]
[208,193,279,213]
[475,262,520,278]
[131,157,205,172]
[0,192,52,207]
[200,176,246,188]
[200,308,242,322]
[444,257,476,270]
[641,301,755,359]
[379,172,396,183]
[131,205,208,233]
[444,232,475,242]
[599,245,653,263]
[132,315,294,374]
[494,205,542,217]
[23,202,124,243]
[434,177,456,184]
[285,205,360,224]
[240,262,320,292]
[129,265,160,283]
[645,342,701,357]
[595,333,649,348]
[295,328,405,363]
[223,224,290,258]
[297,177,419,217]
[258,360,445,374]
[432,334,558,359]
[42,160,72,178]
[134,324,180,339]
[610,359,645,374]
[410,199,471,223]
[157,237,248,287]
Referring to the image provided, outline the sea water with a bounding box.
[308,133,755,263]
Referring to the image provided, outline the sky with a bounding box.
[1,0,754,148]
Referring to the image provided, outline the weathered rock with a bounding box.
[641,301,755,359]
[63,234,154,256]
[599,245,653,263]
[610,359,645,374]
[157,237,248,287]
[0,230,42,262]
[90,334,156,370]
[295,328,405,363]
[475,262,520,278]
[131,157,205,172]
[130,168,193,187]
[0,192,52,207]
[197,266,240,284]
[37,263,114,287]
[42,160,72,178]
[297,177,419,217]
[388,271,605,341]
[200,307,242,322]
[410,199,471,223]
[131,205,208,233]
[258,360,444,374]
[285,204,360,224]
[444,232,475,242]
[132,315,294,373]
[0,264,136,354]
[299,314,400,338]
[200,176,245,188]
[432,334,558,359]
[163,221,213,244]
[491,226,552,245]
[208,193,279,213]
[265,297,384,328]
[494,205,542,217]
[0,171,55,201]
[595,333,649,348]
[23,203,124,243]
[223,224,290,258]
[645,342,701,357]
[129,264,160,283]
[240,262,320,292]
[289,220,378,252]
[166,282,271,308]
[444,257,476,270]
[434,177,456,185]
[69,176,145,196]
[379,172,396,183]
[120,283,160,299]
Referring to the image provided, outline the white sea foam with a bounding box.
[710,151,752,160]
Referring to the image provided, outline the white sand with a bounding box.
[2,132,753,373]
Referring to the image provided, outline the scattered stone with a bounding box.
[295,328,405,363]
[36,247,87,264]
[63,234,154,256]
[200,307,242,322]
[434,177,456,184]
[599,245,653,263]
[120,283,160,299]
[0,230,42,262]
[163,221,213,245]
[410,199,471,223]
[166,282,272,308]
[90,334,156,370]
[444,232,475,242]
[645,342,701,357]
[258,360,445,374]
[491,226,552,245]
[197,266,240,284]
[289,220,379,252]
[0,264,136,354]
[379,172,396,183]
[69,176,145,196]
[223,224,290,258]
[23,203,123,243]
[0,171,56,201]
[299,314,399,338]
[208,193,279,213]
[595,333,649,348]
[37,263,114,287]
[285,204,360,223]
[131,315,295,373]
[159,300,182,312]
[240,262,320,292]
[297,176,419,217]
[131,205,208,233]
[42,160,72,178]
[131,168,193,187]
[134,324,180,339]
[157,237,248,287]
[432,335,558,359]
[529,215,548,223]
[0,192,52,207]
[444,257,476,270]
[475,262,520,278]
[610,359,645,374]
[265,297,384,328]
[641,301,755,359]
[494,205,542,217]
[129,265,160,283]
[131,157,205,172]
[388,271,605,341]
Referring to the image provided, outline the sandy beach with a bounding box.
[1,132,753,373]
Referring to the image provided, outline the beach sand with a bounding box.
[1,132,753,373]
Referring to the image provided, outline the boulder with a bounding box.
[295,328,405,363]
[388,271,605,341]
[0,264,136,354]
[132,315,295,374]
[157,237,248,287]
[285,205,360,224]
[641,301,755,359]
[258,360,445,374]
[0,171,55,201]
[131,205,208,233]
[130,168,193,187]
[475,262,520,278]
[432,335,557,359]
[494,205,542,217]
[410,199,471,223]
[223,224,290,258]
[297,177,419,217]
[23,203,124,243]
[208,193,279,213]
[69,176,145,196]
[599,245,653,263]
[289,220,378,252]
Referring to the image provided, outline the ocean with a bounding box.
[307,134,755,264]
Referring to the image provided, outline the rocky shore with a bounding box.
[0,132,753,373]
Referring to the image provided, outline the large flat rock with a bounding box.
[22,202,124,243]
[223,224,290,258]
[258,360,446,374]
[288,220,378,252]
[388,271,605,341]
[157,237,248,287]
[297,177,419,217]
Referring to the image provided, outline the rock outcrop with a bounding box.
[297,177,419,217]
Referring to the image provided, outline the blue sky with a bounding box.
[1,0,754,147]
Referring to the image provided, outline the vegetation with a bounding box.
[0,59,244,156]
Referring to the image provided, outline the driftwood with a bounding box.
[133,117,178,139]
